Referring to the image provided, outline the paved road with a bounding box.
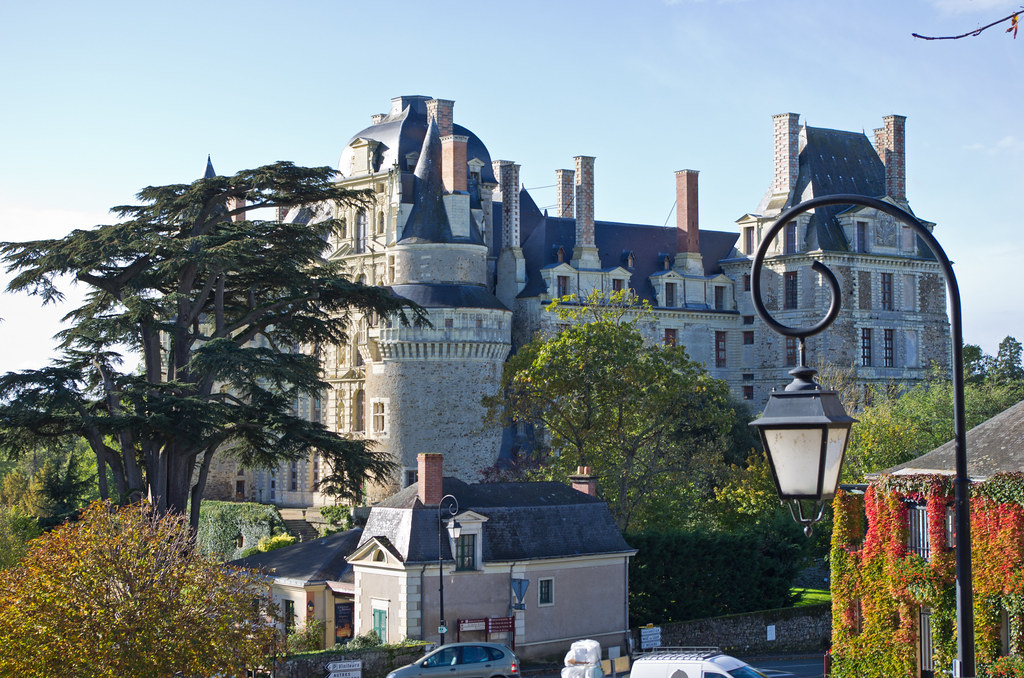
[746,656,826,678]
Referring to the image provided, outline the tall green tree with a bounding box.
[0,163,423,526]
[485,291,734,531]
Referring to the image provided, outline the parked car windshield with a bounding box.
[728,667,767,678]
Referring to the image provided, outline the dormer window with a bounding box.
[783,222,797,254]
[556,246,566,263]
[623,251,635,269]
[405,152,420,171]
[455,533,476,570]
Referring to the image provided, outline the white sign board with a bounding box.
[766,624,776,642]
[640,626,662,649]
[327,659,363,678]
[461,621,486,632]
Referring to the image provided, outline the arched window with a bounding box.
[376,211,385,235]
[356,210,368,253]
[353,391,365,431]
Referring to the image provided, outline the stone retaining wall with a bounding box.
[632,604,831,656]
[274,644,428,678]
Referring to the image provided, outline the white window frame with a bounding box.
[370,398,388,436]
[538,577,554,607]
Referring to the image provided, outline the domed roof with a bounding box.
[337,96,496,183]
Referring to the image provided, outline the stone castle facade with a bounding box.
[209,96,949,507]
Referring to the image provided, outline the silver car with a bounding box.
[387,643,520,678]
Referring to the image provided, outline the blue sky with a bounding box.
[1,0,1022,374]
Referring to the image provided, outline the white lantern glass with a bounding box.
[763,427,825,497]
[821,427,849,500]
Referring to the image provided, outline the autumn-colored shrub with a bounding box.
[0,500,280,677]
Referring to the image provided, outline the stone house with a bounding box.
[214,95,948,504]
[830,400,1024,678]
[235,453,635,660]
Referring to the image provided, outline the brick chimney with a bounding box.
[675,169,699,253]
[873,115,907,202]
[556,169,575,218]
[417,453,444,505]
[569,466,597,497]
[772,113,800,197]
[227,195,246,223]
[442,134,468,193]
[495,160,521,249]
[425,99,454,137]
[574,156,596,250]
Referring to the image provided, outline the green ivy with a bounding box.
[195,501,287,561]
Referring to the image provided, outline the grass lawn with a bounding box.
[792,587,831,607]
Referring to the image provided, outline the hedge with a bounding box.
[195,501,288,561]
[626,528,802,625]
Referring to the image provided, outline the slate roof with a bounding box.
[358,478,635,564]
[495,187,739,305]
[882,399,1024,479]
[230,528,363,585]
[337,96,496,185]
[387,283,509,311]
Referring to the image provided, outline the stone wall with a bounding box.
[632,604,831,656]
[274,644,428,678]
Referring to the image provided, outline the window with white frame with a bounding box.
[371,399,387,435]
[538,578,554,606]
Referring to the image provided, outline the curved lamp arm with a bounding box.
[749,193,973,677]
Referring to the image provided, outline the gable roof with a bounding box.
[882,399,1024,479]
[230,528,363,585]
[358,478,634,564]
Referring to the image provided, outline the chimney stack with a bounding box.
[371,113,386,125]
[495,161,521,249]
[772,113,800,197]
[556,169,575,218]
[675,169,699,253]
[417,453,444,506]
[442,135,469,193]
[874,115,907,202]
[227,195,246,223]
[574,156,596,250]
[425,99,454,137]
[569,466,598,497]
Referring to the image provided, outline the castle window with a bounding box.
[338,217,348,241]
[743,331,754,345]
[857,221,868,252]
[353,391,365,432]
[881,273,894,310]
[665,282,676,308]
[312,395,321,423]
[884,329,895,367]
[404,469,418,487]
[743,385,754,401]
[715,332,727,368]
[445,318,454,329]
[862,328,872,367]
[627,252,635,268]
[664,328,677,346]
[372,401,386,434]
[785,337,798,367]
[557,276,569,298]
[783,222,797,254]
[312,454,320,485]
[743,315,754,325]
[290,461,298,492]
[663,256,671,270]
[714,286,725,310]
[743,274,751,292]
[612,278,624,292]
[743,373,754,380]
[387,256,395,283]
[475,318,483,329]
[556,246,566,263]
[743,227,755,254]
[376,211,385,235]
[783,272,798,309]
[355,210,368,253]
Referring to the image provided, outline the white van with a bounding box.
[629,648,766,678]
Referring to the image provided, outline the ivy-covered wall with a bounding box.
[196,501,288,561]
[831,473,1024,678]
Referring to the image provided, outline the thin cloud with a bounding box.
[926,0,1018,16]
[965,136,1024,154]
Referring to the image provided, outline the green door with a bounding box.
[372,607,387,643]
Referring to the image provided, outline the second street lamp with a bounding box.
[437,494,461,647]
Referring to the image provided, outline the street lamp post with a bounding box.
[749,194,974,677]
[437,494,461,647]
